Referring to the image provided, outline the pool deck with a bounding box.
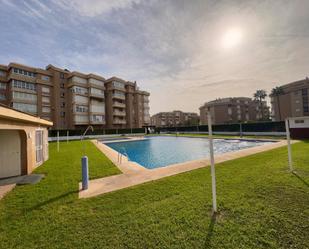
[79,138,293,198]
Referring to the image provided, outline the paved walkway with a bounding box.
[0,184,15,200]
[0,174,45,200]
[79,139,290,198]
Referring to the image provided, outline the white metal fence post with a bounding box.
[57,131,60,152]
[285,118,293,171]
[208,113,217,213]
[67,130,69,143]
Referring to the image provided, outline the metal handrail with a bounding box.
[81,125,94,155]
[118,147,129,164]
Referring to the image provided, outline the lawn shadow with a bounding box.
[292,171,309,188]
[26,190,79,212]
[204,212,218,248]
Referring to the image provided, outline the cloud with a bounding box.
[53,0,143,17]
[1,0,309,115]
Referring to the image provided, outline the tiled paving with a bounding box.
[79,139,291,198]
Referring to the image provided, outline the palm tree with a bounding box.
[253,90,267,120]
[270,87,284,121]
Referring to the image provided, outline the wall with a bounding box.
[0,118,49,175]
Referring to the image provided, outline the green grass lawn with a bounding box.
[0,140,308,248]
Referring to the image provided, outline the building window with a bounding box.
[41,75,50,81]
[90,88,104,95]
[42,106,51,113]
[12,68,36,78]
[35,130,43,164]
[61,102,65,108]
[42,96,50,103]
[74,115,88,123]
[42,86,50,94]
[302,89,308,96]
[90,115,104,123]
[113,90,125,98]
[0,70,6,77]
[71,86,88,94]
[302,88,309,112]
[13,91,37,102]
[0,93,6,100]
[73,95,88,104]
[61,111,65,117]
[295,119,304,124]
[89,78,104,87]
[60,73,65,79]
[72,76,87,84]
[75,105,88,113]
[12,79,36,91]
[0,82,6,89]
[112,81,125,89]
[13,102,37,113]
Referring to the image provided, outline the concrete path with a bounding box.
[79,139,290,198]
[0,184,15,200]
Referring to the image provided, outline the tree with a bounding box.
[270,87,284,121]
[253,89,267,120]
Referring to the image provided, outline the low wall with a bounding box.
[48,133,145,142]
[162,131,286,136]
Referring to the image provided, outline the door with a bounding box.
[0,130,21,178]
[35,130,43,164]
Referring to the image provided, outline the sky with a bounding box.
[0,0,309,115]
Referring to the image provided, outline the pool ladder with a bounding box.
[117,147,129,164]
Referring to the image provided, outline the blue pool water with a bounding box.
[105,136,273,169]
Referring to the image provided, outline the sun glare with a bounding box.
[221,28,243,49]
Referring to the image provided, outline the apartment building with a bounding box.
[199,97,270,125]
[0,62,150,130]
[270,78,309,121]
[151,111,199,127]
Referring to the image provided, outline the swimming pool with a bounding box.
[104,136,274,169]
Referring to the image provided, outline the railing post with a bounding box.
[285,118,293,171]
[81,156,89,190]
[208,113,217,213]
[57,131,60,152]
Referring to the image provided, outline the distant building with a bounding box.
[199,97,270,125]
[0,62,150,130]
[270,78,309,121]
[151,111,199,127]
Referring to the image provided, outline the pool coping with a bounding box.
[79,137,295,198]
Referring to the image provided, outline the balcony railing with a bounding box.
[113,102,126,108]
[112,93,125,100]
[113,119,126,124]
[90,92,104,99]
[113,110,126,116]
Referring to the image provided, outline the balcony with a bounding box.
[89,88,105,99]
[88,78,105,88]
[113,119,126,124]
[90,92,105,99]
[113,110,126,116]
[112,92,125,100]
[113,101,126,108]
[90,106,105,114]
